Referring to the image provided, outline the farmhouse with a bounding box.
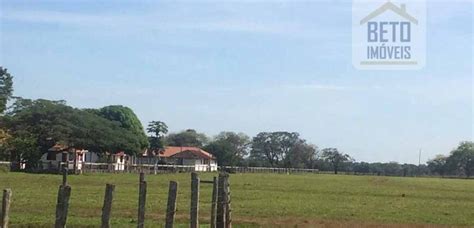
[40,144,89,171]
[40,144,128,171]
[160,146,217,171]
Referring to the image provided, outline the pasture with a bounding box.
[0,172,473,227]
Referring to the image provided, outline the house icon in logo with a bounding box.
[359,1,418,25]
[352,0,426,70]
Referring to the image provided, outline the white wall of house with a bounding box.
[40,151,90,170]
[185,158,217,171]
[111,155,126,171]
[160,157,217,171]
[209,159,218,171]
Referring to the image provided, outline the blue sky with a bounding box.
[0,0,472,164]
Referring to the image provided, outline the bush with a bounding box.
[0,163,10,173]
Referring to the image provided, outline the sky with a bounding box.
[0,0,472,164]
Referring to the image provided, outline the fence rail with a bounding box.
[82,163,197,174]
[2,161,323,174]
[81,164,321,174]
[221,166,320,174]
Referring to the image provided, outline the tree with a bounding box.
[0,67,13,114]
[368,162,384,176]
[250,131,315,168]
[250,132,292,167]
[427,155,447,176]
[0,129,12,160]
[147,121,168,151]
[96,105,149,149]
[204,132,250,166]
[2,135,40,170]
[321,148,352,174]
[166,129,208,147]
[147,121,168,137]
[401,163,419,177]
[284,141,318,168]
[353,162,370,174]
[445,141,474,177]
[0,129,10,144]
[1,98,149,168]
[382,162,403,176]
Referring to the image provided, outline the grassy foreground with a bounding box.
[0,172,473,227]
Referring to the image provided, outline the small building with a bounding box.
[40,144,128,171]
[108,151,127,171]
[40,144,89,171]
[158,146,217,172]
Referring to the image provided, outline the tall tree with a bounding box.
[250,131,314,168]
[0,67,14,114]
[166,129,208,147]
[96,105,149,149]
[445,141,474,177]
[284,141,318,168]
[321,148,352,174]
[427,155,447,176]
[250,132,286,167]
[147,121,168,151]
[204,132,250,166]
[147,121,168,137]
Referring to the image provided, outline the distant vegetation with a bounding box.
[426,141,474,177]
[0,66,473,177]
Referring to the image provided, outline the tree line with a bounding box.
[147,123,474,177]
[426,142,474,178]
[1,67,473,177]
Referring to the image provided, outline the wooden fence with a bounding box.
[2,161,321,174]
[221,166,319,174]
[0,167,233,228]
[80,163,320,174]
[81,163,197,174]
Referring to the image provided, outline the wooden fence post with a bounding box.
[54,185,71,228]
[101,184,115,228]
[55,186,63,227]
[224,175,232,228]
[62,166,68,186]
[137,173,146,228]
[1,189,12,228]
[73,151,78,174]
[210,176,218,228]
[165,181,178,228]
[216,173,226,227]
[190,172,200,228]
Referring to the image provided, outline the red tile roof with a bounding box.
[115,151,126,156]
[159,146,215,160]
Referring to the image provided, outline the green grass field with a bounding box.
[0,172,473,227]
